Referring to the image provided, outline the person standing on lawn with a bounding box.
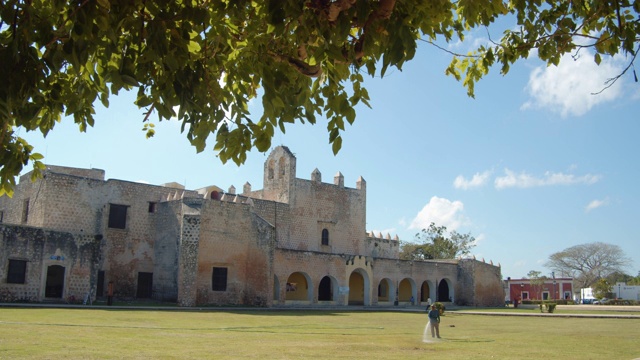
[428,305,441,338]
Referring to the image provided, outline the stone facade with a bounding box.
[0,146,504,307]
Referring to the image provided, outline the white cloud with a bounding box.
[474,233,486,246]
[494,168,601,189]
[521,51,625,117]
[585,197,609,212]
[409,196,467,231]
[453,171,492,190]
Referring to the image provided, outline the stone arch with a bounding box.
[285,272,312,302]
[377,278,393,304]
[398,277,416,304]
[318,275,338,302]
[420,280,431,304]
[437,278,454,302]
[45,265,65,298]
[348,268,370,305]
[268,159,275,180]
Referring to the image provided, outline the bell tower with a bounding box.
[262,146,297,203]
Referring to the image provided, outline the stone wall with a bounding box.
[366,235,400,259]
[286,178,366,255]
[152,200,184,302]
[455,259,504,306]
[180,200,275,307]
[0,224,102,302]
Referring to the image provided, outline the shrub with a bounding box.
[540,302,557,313]
[434,302,446,315]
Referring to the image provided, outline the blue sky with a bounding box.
[17,28,640,280]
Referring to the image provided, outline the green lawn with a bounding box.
[0,307,638,359]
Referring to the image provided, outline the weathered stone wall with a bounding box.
[285,178,366,255]
[455,259,504,306]
[366,236,400,259]
[0,167,201,300]
[152,200,184,302]
[0,224,102,302]
[183,200,275,306]
[177,213,200,306]
[248,198,291,247]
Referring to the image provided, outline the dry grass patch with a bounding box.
[0,308,638,359]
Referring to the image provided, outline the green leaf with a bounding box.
[331,136,342,155]
[188,41,201,53]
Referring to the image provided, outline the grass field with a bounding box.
[0,307,638,359]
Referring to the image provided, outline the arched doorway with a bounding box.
[398,278,414,303]
[438,279,450,302]
[377,278,392,303]
[348,270,369,305]
[420,281,430,303]
[45,265,65,298]
[318,276,333,301]
[285,272,311,301]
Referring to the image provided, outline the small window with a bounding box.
[542,291,550,300]
[108,204,128,229]
[0,210,4,223]
[148,202,157,213]
[321,229,329,246]
[521,291,529,300]
[21,199,30,223]
[7,259,27,284]
[212,267,228,291]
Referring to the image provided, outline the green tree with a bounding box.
[546,242,632,290]
[526,270,546,301]
[627,271,640,286]
[605,271,635,285]
[592,278,613,300]
[2,0,639,196]
[399,222,476,260]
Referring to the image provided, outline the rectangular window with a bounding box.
[108,204,128,229]
[542,291,550,300]
[148,202,157,213]
[521,291,529,300]
[212,267,228,291]
[7,259,27,284]
[21,199,30,223]
[0,210,4,223]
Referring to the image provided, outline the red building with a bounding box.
[505,277,573,303]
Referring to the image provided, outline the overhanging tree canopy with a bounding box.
[2,0,639,196]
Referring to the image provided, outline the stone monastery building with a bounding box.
[0,146,503,307]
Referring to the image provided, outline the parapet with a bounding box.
[41,165,106,181]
